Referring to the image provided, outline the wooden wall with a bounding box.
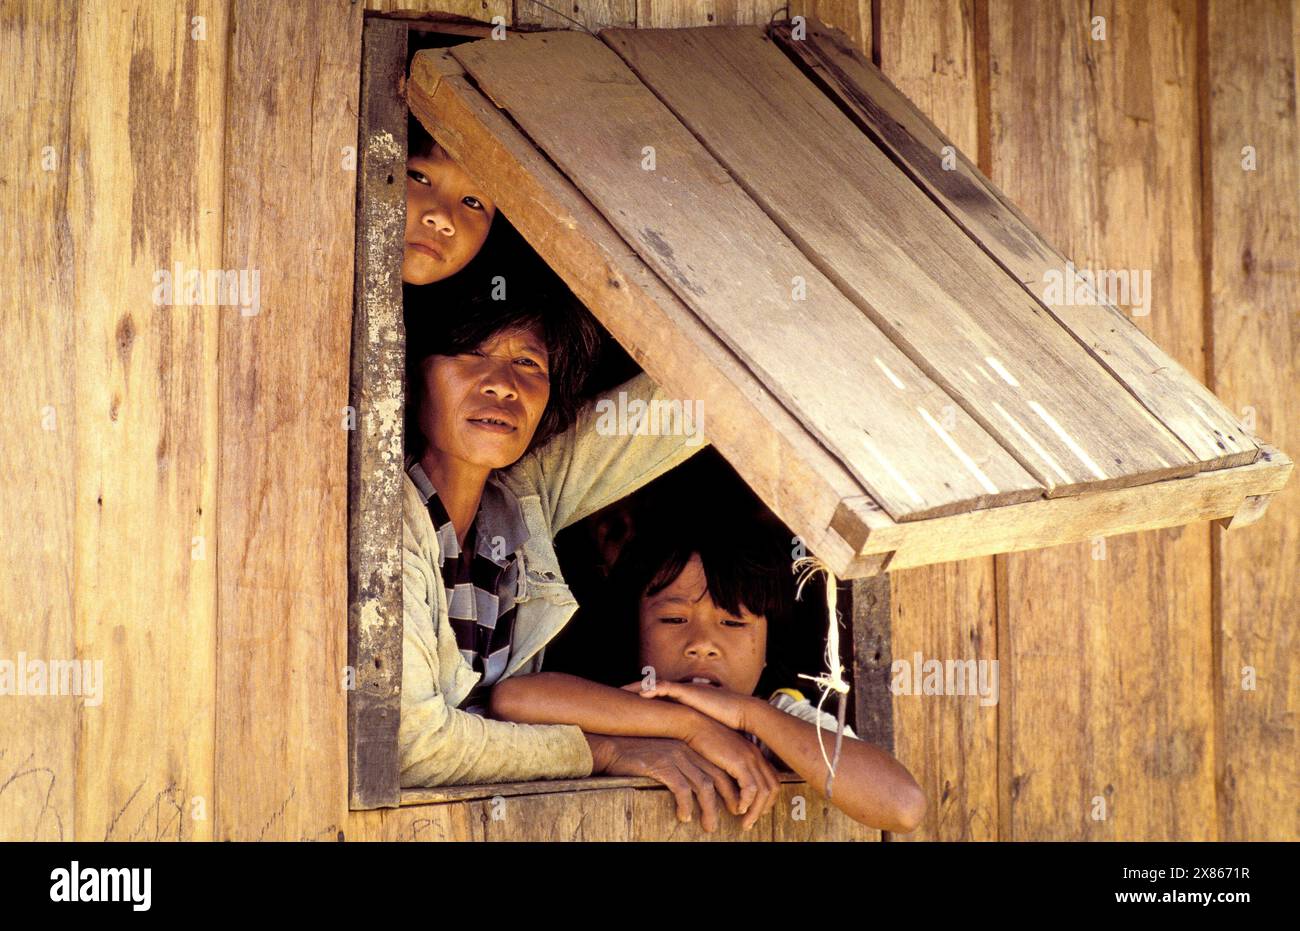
[2,0,1293,841]
[875,0,1298,841]
[2,0,359,841]
[351,780,874,839]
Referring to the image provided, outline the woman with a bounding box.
[400,273,781,830]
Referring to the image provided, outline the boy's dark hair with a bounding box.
[404,265,601,461]
[408,113,437,159]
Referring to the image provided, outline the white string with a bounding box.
[793,557,850,797]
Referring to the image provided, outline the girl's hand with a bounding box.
[679,720,780,830]
[637,680,756,733]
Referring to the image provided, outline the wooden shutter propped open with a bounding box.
[405,21,1291,579]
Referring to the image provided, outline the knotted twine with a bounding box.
[792,557,850,799]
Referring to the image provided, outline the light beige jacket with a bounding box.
[400,371,708,787]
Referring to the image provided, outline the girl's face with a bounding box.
[417,324,550,473]
[637,554,767,696]
[403,145,497,285]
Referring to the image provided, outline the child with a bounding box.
[489,522,927,833]
[402,117,496,285]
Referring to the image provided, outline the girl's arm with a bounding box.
[489,672,782,830]
[489,671,703,739]
[743,698,927,833]
[637,681,927,833]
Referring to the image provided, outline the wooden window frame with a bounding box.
[345,14,893,814]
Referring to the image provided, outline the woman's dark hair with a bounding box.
[404,260,601,461]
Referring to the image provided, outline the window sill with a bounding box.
[399,772,806,806]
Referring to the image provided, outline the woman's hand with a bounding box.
[587,734,740,833]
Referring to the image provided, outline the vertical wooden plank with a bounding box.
[349,17,407,811]
[633,785,751,840]
[850,576,893,754]
[481,789,635,840]
[876,0,998,843]
[635,0,770,28]
[1204,0,1300,841]
[990,0,1216,839]
[516,0,634,30]
[789,0,872,52]
[366,0,511,19]
[888,0,1000,844]
[67,0,224,842]
[771,781,880,840]
[0,0,78,841]
[360,802,483,841]
[217,0,361,841]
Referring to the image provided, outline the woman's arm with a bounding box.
[500,371,709,533]
[400,507,595,787]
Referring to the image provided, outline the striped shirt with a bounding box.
[406,460,527,715]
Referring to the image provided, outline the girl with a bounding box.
[488,521,927,833]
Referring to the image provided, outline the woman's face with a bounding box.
[417,324,550,473]
[403,146,497,285]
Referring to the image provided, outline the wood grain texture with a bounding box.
[850,575,893,755]
[216,0,360,841]
[366,0,509,18]
[64,0,226,842]
[788,0,872,52]
[630,776,874,839]
[348,17,407,811]
[835,445,1291,567]
[990,0,1217,839]
[400,774,659,804]
[874,0,998,842]
[770,779,880,840]
[634,0,775,28]
[610,24,1202,498]
[1203,0,1300,841]
[349,778,876,839]
[363,790,633,840]
[408,48,875,576]
[775,14,1258,471]
[515,0,634,30]
[0,0,78,841]
[452,29,1044,522]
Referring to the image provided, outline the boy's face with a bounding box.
[638,555,767,696]
[416,323,550,473]
[403,145,496,285]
